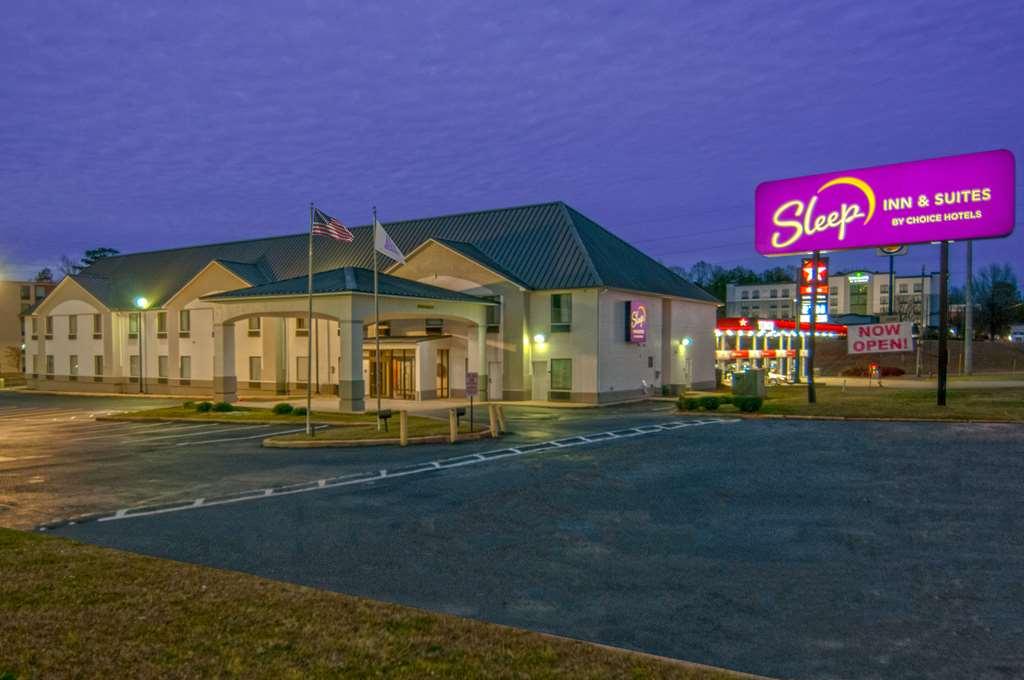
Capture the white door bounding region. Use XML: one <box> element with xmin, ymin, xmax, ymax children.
<box><xmin>488</xmin><ymin>361</ymin><xmax>502</xmax><ymax>400</ymax></box>
<box><xmin>531</xmin><ymin>361</ymin><xmax>548</xmax><ymax>401</ymax></box>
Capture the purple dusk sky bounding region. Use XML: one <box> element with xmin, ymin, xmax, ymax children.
<box><xmin>2</xmin><ymin>1</ymin><xmax>1022</xmax><ymax>286</ymax></box>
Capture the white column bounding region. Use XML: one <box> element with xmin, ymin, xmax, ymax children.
<box><xmin>337</xmin><ymin>319</ymin><xmax>364</xmax><ymax>412</ymax></box>
<box><xmin>213</xmin><ymin>321</ymin><xmax>237</xmax><ymax>402</ymax></box>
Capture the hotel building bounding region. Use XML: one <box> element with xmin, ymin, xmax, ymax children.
<box><xmin>23</xmin><ymin>202</ymin><xmax>719</xmax><ymax>410</ymax></box>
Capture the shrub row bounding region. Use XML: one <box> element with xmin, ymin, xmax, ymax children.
<box><xmin>183</xmin><ymin>400</ymin><xmax>233</xmax><ymax>413</ymax></box>
<box><xmin>676</xmin><ymin>394</ymin><xmax>763</xmax><ymax>413</ymax></box>
<box><xmin>840</xmin><ymin>366</ymin><xmax>906</xmax><ymax>377</ymax></box>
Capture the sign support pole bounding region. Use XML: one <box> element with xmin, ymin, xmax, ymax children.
<box><xmin>964</xmin><ymin>241</ymin><xmax>973</xmax><ymax>374</ymax></box>
<box><xmin>887</xmin><ymin>254</ymin><xmax>895</xmax><ymax>315</ymax></box>
<box><xmin>806</xmin><ymin>251</ymin><xmax>819</xmax><ymax>404</ymax></box>
<box><xmin>937</xmin><ymin>241</ymin><xmax>949</xmax><ymax>406</ymax></box>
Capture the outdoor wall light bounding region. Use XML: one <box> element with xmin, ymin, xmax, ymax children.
<box><xmin>533</xmin><ymin>333</ymin><xmax>546</xmax><ymax>344</ymax></box>
<box><xmin>682</xmin><ymin>337</ymin><xmax>692</xmax><ymax>346</ymax></box>
<box><xmin>134</xmin><ymin>296</ymin><xmax>150</xmax><ymax>309</ymax></box>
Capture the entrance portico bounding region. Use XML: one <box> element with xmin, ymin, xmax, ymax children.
<box><xmin>202</xmin><ymin>267</ymin><xmax>494</xmax><ymax>412</ymax></box>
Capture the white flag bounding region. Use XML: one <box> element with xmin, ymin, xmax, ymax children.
<box><xmin>374</xmin><ymin>218</ymin><xmax>405</xmax><ymax>264</ymax></box>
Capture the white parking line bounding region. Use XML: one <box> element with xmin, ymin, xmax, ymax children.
<box><xmin>143</xmin><ymin>424</ymin><xmax>272</xmax><ymax>442</ymax></box>
<box><xmin>87</xmin><ymin>418</ymin><xmax>739</xmax><ymax>523</ymax></box>
<box><xmin>175</xmin><ymin>425</ymin><xmax>327</xmax><ymax>446</ymax></box>
<box><xmin>60</xmin><ymin>421</ymin><xmax>178</xmax><ymax>443</ymax></box>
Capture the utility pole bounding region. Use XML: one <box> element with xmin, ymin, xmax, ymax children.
<box><xmin>915</xmin><ymin>264</ymin><xmax>924</xmax><ymax>378</ymax></box>
<box><xmin>964</xmin><ymin>241</ymin><xmax>973</xmax><ymax>374</ymax></box>
<box><xmin>937</xmin><ymin>242</ymin><xmax>950</xmax><ymax>406</ymax></box>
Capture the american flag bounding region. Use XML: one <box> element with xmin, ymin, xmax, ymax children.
<box><xmin>311</xmin><ymin>208</ymin><xmax>354</xmax><ymax>242</ymax></box>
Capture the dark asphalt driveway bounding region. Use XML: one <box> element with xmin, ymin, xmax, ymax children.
<box><xmin>0</xmin><ymin>392</ymin><xmax>676</xmax><ymax>528</ymax></box>
<box><xmin>57</xmin><ymin>417</ymin><xmax>1024</xmax><ymax>680</ymax></box>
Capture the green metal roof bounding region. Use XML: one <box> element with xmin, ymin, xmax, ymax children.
<box><xmin>203</xmin><ymin>267</ymin><xmax>493</xmax><ymax>304</ymax></box>
<box><xmin>75</xmin><ymin>201</ymin><xmax>718</xmax><ymax>309</ymax></box>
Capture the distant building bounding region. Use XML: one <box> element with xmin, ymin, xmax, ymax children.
<box><xmin>726</xmin><ymin>271</ymin><xmax>940</xmax><ymax>326</ymax></box>
<box><xmin>1010</xmin><ymin>324</ymin><xmax>1024</xmax><ymax>344</ymax></box>
<box><xmin>1</xmin><ymin>280</ymin><xmax>57</xmax><ymax>374</ymax></box>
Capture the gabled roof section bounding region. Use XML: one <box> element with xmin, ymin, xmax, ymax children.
<box><xmin>80</xmin><ymin>201</ymin><xmax>716</xmax><ymax>305</ymax></box>
<box><xmin>26</xmin><ymin>275</ymin><xmax>112</xmax><ymax>316</ymax></box>
<box><xmin>203</xmin><ymin>267</ymin><xmax>494</xmax><ymax>304</ymax></box>
<box><xmin>563</xmin><ymin>205</ymin><xmax>720</xmax><ymax>303</ymax></box>
<box><xmin>215</xmin><ymin>259</ymin><xmax>275</xmax><ymax>285</ymax></box>
<box><xmin>401</xmin><ymin>238</ymin><xmax>531</xmax><ymax>290</ymax></box>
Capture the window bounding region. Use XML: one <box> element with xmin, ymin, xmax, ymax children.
<box><xmin>32</xmin><ymin>355</ymin><xmax>40</xmax><ymax>375</ymax></box>
<box><xmin>770</xmin><ymin>289</ymin><xmax>778</xmax><ymax>298</ymax></box>
<box><xmin>740</xmin><ymin>305</ymin><xmax>749</xmax><ymax>316</ymax></box>
<box><xmin>68</xmin><ymin>315</ymin><xmax>77</xmax><ymax>339</ymax></box>
<box><xmin>129</xmin><ymin>354</ymin><xmax>140</xmax><ymax>380</ymax></box>
<box><xmin>549</xmin><ymin>358</ymin><xmax>572</xmax><ymax>398</ymax></box>
<box><xmin>741</xmin><ymin>290</ymin><xmax>749</xmax><ymax>299</ymax></box>
<box><xmin>295</xmin><ymin>317</ymin><xmax>308</xmax><ymax>337</ymax></box>
<box><xmin>899</xmin><ymin>283</ymin><xmax>909</xmax><ymax>294</ymax></box>
<box><xmin>45</xmin><ymin>316</ymin><xmax>54</xmax><ymax>339</ymax></box>
<box><xmin>128</xmin><ymin>313</ymin><xmax>139</xmax><ymax>339</ymax></box>
<box><xmin>425</xmin><ymin>319</ymin><xmax>444</xmax><ymax>335</ymax></box>
<box><xmin>880</xmin><ymin>284</ymin><xmax>889</xmax><ymax>294</ymax></box>
<box><xmin>781</xmin><ymin>288</ymin><xmax>790</xmax><ymax>298</ymax></box>
<box><xmin>249</xmin><ymin>356</ymin><xmax>262</xmax><ymax>388</ymax></box>
<box><xmin>179</xmin><ymin>310</ymin><xmax>191</xmax><ymax>336</ymax></box>
<box><xmin>69</xmin><ymin>355</ymin><xmax>78</xmax><ymax>381</ymax></box>
<box><xmin>45</xmin><ymin>355</ymin><xmax>54</xmax><ymax>377</ymax></box>
<box><xmin>296</xmin><ymin>356</ymin><xmax>309</xmax><ymax>384</ymax></box>
<box><xmin>31</xmin><ymin>317</ymin><xmax>38</xmax><ymax>339</ymax></box>
<box><xmin>179</xmin><ymin>356</ymin><xmax>191</xmax><ymax>383</ymax></box>
<box><xmin>93</xmin><ymin>313</ymin><xmax>103</xmax><ymax>339</ymax></box>
<box><xmin>35</xmin><ymin>286</ymin><xmax>48</xmax><ymax>299</ymax></box>
<box><xmin>158</xmin><ymin>355</ymin><xmax>168</xmax><ymax>383</ymax></box>
<box><xmin>550</xmin><ymin>293</ymin><xmax>572</xmax><ymax>332</ymax></box>
<box><xmin>829</xmin><ymin>286</ymin><xmax>838</xmax><ymax>295</ymax></box>
<box><xmin>156</xmin><ymin>311</ymin><xmax>167</xmax><ymax>337</ymax></box>
<box><xmin>913</xmin><ymin>283</ymin><xmax>923</xmax><ymax>293</ymax></box>
<box><xmin>94</xmin><ymin>355</ymin><xmax>104</xmax><ymax>381</ymax></box>
<box><xmin>20</xmin><ymin>285</ymin><xmax>30</xmax><ymax>300</ymax></box>
<box><xmin>751</xmin><ymin>290</ymin><xmax>760</xmax><ymax>299</ymax></box>
<box><xmin>248</xmin><ymin>317</ymin><xmax>261</xmax><ymax>337</ymax></box>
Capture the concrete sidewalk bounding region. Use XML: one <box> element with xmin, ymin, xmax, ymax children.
<box><xmin>818</xmin><ymin>375</ymin><xmax>1024</xmax><ymax>389</ymax></box>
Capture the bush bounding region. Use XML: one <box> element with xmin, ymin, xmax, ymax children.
<box><xmin>841</xmin><ymin>365</ymin><xmax>907</xmax><ymax>378</ymax></box>
<box><xmin>733</xmin><ymin>395</ymin><xmax>764</xmax><ymax>413</ymax></box>
<box><xmin>195</xmin><ymin>401</ymin><xmax>213</xmax><ymax>413</ymax></box>
<box><xmin>677</xmin><ymin>396</ymin><xmax>695</xmax><ymax>411</ymax></box>
<box><xmin>718</xmin><ymin>395</ymin><xmax>733</xmax><ymax>405</ymax></box>
<box><xmin>292</xmin><ymin>406</ymin><xmax>307</xmax><ymax>416</ymax></box>
<box><xmin>698</xmin><ymin>396</ymin><xmax>720</xmax><ymax>411</ymax></box>
<box><xmin>272</xmin><ymin>403</ymin><xmax>294</xmax><ymax>415</ymax></box>
<box><xmin>182</xmin><ymin>400</ymin><xmax>195</xmax><ymax>409</ymax></box>
<box><xmin>211</xmin><ymin>401</ymin><xmax>234</xmax><ymax>412</ymax></box>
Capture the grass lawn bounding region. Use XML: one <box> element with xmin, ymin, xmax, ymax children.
<box><xmin>0</xmin><ymin>529</ymin><xmax>744</xmax><ymax>679</ymax></box>
<box><xmin>705</xmin><ymin>385</ymin><xmax>1024</xmax><ymax>421</ymax></box>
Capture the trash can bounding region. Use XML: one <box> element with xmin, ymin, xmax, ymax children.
<box><xmin>731</xmin><ymin>369</ymin><xmax>766</xmax><ymax>398</ymax></box>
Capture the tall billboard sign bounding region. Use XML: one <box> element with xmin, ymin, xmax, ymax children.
<box><xmin>799</xmin><ymin>256</ymin><xmax>828</xmax><ymax>323</ymax></box>
<box><xmin>755</xmin><ymin>149</ymin><xmax>1015</xmax><ymax>255</ymax></box>
<box><xmin>625</xmin><ymin>300</ymin><xmax>648</xmax><ymax>344</ymax></box>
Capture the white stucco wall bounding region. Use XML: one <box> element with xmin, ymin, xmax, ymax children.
<box><xmin>597</xmin><ymin>289</ymin><xmax>663</xmax><ymax>394</ymax></box>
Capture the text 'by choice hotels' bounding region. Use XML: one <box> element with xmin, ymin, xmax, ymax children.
<box><xmin>754</xmin><ymin>149</ymin><xmax>1015</xmax><ymax>255</ymax></box>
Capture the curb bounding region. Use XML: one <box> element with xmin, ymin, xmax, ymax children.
<box><xmin>674</xmin><ymin>411</ymin><xmax>1021</xmax><ymax>425</ymax></box>
<box><xmin>96</xmin><ymin>415</ymin><xmax>365</xmax><ymax>427</ymax></box>
<box><xmin>262</xmin><ymin>429</ymin><xmax>495</xmax><ymax>448</ymax></box>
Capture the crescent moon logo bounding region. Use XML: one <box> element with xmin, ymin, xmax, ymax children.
<box><xmin>817</xmin><ymin>176</ymin><xmax>876</xmax><ymax>224</ymax></box>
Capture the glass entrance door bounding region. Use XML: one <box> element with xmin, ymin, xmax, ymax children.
<box><xmin>365</xmin><ymin>349</ymin><xmax>416</xmax><ymax>399</ymax></box>
<box><xmin>436</xmin><ymin>349</ymin><xmax>450</xmax><ymax>398</ymax></box>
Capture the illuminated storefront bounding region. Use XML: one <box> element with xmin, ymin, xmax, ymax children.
<box><xmin>715</xmin><ymin>317</ymin><xmax>847</xmax><ymax>380</ymax></box>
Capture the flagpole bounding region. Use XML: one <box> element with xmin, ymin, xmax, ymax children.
<box><xmin>306</xmin><ymin>202</ymin><xmax>314</xmax><ymax>437</ymax></box>
<box><xmin>373</xmin><ymin>206</ymin><xmax>382</xmax><ymax>431</ymax></box>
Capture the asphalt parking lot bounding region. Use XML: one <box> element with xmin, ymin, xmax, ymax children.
<box><xmin>34</xmin><ymin>392</ymin><xmax>1021</xmax><ymax>680</ymax></box>
<box><xmin>0</xmin><ymin>392</ymin><xmax>678</xmax><ymax>529</ymax></box>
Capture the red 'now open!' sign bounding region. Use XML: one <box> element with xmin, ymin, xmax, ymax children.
<box><xmin>847</xmin><ymin>322</ymin><xmax>914</xmax><ymax>354</ymax></box>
